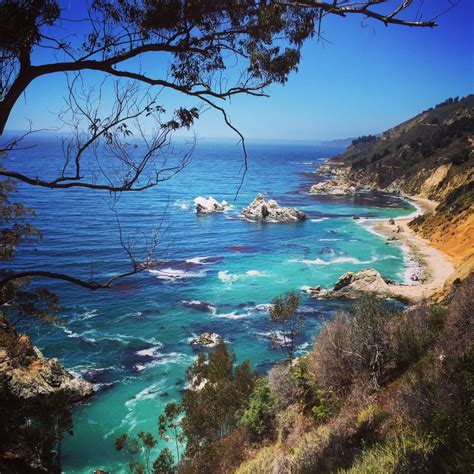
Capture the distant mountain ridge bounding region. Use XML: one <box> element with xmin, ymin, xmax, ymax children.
<box><xmin>318</xmin><ymin>137</ymin><xmax>355</xmax><ymax>148</ymax></box>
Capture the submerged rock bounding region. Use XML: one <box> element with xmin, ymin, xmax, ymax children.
<box><xmin>194</xmin><ymin>196</ymin><xmax>229</xmax><ymax>214</ymax></box>
<box><xmin>241</xmin><ymin>194</ymin><xmax>306</xmax><ymax>223</ymax></box>
<box><xmin>182</xmin><ymin>300</ymin><xmax>216</xmax><ymax>313</ymax></box>
<box><xmin>305</xmin><ymin>268</ymin><xmax>393</xmax><ymax>299</ymax></box>
<box><xmin>190</xmin><ymin>332</ymin><xmax>221</xmax><ymax>347</ymax></box>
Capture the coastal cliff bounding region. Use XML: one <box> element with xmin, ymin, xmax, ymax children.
<box><xmin>0</xmin><ymin>314</ymin><xmax>93</xmax><ymax>472</ymax></box>
<box><xmin>312</xmin><ymin>95</ymin><xmax>473</xmax><ymax>292</ymax></box>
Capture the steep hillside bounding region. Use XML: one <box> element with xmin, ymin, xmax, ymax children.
<box><xmin>328</xmin><ymin>95</ymin><xmax>472</xmax><ymax>197</ymax></box>
<box><xmin>317</xmin><ymin>96</ymin><xmax>474</xmax><ymax>278</ymax></box>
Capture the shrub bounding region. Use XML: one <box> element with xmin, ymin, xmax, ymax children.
<box><xmin>238</xmin><ymin>377</ymin><xmax>277</xmax><ymax>441</ymax></box>
<box><xmin>235</xmin><ymin>445</ymin><xmax>278</xmax><ymax>474</ymax></box>
<box><xmin>269</xmin><ymin>292</ymin><xmax>304</xmax><ymax>362</ymax></box>
<box><xmin>268</xmin><ymin>362</ymin><xmax>299</xmax><ymax>409</ymax></box>
<box><xmin>276</xmin><ymin>403</ymin><xmax>302</xmax><ymax>442</ymax></box>
<box><xmin>213</xmin><ymin>429</ymin><xmax>250</xmax><ymax>473</ymax></box>
<box><xmin>388</xmin><ymin>302</ymin><xmax>444</xmax><ymax>372</ymax></box>
<box><xmin>308</xmin><ymin>313</ymin><xmax>354</xmax><ymax>396</ymax></box>
<box><xmin>349</xmin><ymin>299</ymin><xmax>394</xmax><ymax>389</ymax></box>
<box><xmin>354</xmin><ymin>404</ymin><xmax>386</xmax><ymax>433</ymax></box>
<box><xmin>342</xmin><ymin>431</ymin><xmax>436</xmax><ymax>474</ymax></box>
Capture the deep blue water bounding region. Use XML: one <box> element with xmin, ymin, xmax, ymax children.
<box><xmin>3</xmin><ymin>135</ymin><xmax>413</xmax><ymax>473</ymax></box>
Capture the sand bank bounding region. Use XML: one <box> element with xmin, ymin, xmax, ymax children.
<box><xmin>367</xmin><ymin>197</ymin><xmax>455</xmax><ymax>301</ymax></box>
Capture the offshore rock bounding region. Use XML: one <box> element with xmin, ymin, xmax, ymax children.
<box><xmin>305</xmin><ymin>268</ymin><xmax>393</xmax><ymax>299</ymax></box>
<box><xmin>241</xmin><ymin>194</ymin><xmax>306</xmax><ymax>223</ymax></box>
<box><xmin>190</xmin><ymin>331</ymin><xmax>221</xmax><ymax>347</ymax></box>
<box><xmin>194</xmin><ymin>196</ymin><xmax>229</xmax><ymax>214</ymax></box>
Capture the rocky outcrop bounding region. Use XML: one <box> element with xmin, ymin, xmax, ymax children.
<box><xmin>190</xmin><ymin>331</ymin><xmax>221</xmax><ymax>347</ymax></box>
<box><xmin>194</xmin><ymin>196</ymin><xmax>229</xmax><ymax>214</ymax></box>
<box><xmin>0</xmin><ymin>314</ymin><xmax>93</xmax><ymax>472</ymax></box>
<box><xmin>241</xmin><ymin>194</ymin><xmax>306</xmax><ymax>223</ymax></box>
<box><xmin>305</xmin><ymin>268</ymin><xmax>393</xmax><ymax>299</ymax></box>
<box><xmin>0</xmin><ymin>320</ymin><xmax>93</xmax><ymax>403</ymax></box>
<box><xmin>309</xmin><ymin>178</ymin><xmax>357</xmax><ymax>196</ymax></box>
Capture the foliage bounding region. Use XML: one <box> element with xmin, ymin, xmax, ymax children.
<box><xmin>349</xmin><ymin>299</ymin><xmax>395</xmax><ymax>389</ymax></box>
<box><xmin>179</xmin><ymin>340</ymin><xmax>257</xmax><ymax>471</ymax></box>
<box><xmin>152</xmin><ymin>447</ymin><xmax>174</xmax><ymax>474</ymax></box>
<box><xmin>351</xmin><ymin>135</ymin><xmax>378</xmax><ymax>146</ymax></box>
<box><xmin>234</xmin><ymin>277</ymin><xmax>473</xmax><ymax>472</ymax></box>
<box><xmin>115</xmin><ymin>431</ymin><xmax>160</xmax><ymax>474</ymax></box>
<box><xmin>238</xmin><ymin>377</ymin><xmax>277</xmax><ymax>441</ymax></box>
<box><xmin>0</xmin><ymin>173</ymin><xmax>40</xmax><ymax>262</ymax></box>
<box><xmin>268</xmin><ymin>362</ymin><xmax>299</xmax><ymax>409</ymax></box>
<box><xmin>158</xmin><ymin>402</ymin><xmax>183</xmax><ymax>462</ymax></box>
<box><xmin>269</xmin><ymin>291</ymin><xmax>304</xmax><ymax>362</ymax></box>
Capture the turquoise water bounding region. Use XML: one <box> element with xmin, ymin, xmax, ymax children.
<box><xmin>6</xmin><ymin>137</ymin><xmax>414</xmax><ymax>472</ymax></box>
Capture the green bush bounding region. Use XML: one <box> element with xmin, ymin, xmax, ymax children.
<box><xmin>238</xmin><ymin>377</ymin><xmax>277</xmax><ymax>441</ymax></box>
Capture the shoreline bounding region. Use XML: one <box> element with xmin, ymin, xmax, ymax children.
<box><xmin>363</xmin><ymin>196</ymin><xmax>455</xmax><ymax>301</ymax></box>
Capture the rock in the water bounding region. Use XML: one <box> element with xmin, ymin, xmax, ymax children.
<box><xmin>194</xmin><ymin>196</ymin><xmax>229</xmax><ymax>214</ymax></box>
<box><xmin>305</xmin><ymin>268</ymin><xmax>393</xmax><ymax>299</ymax></box>
<box><xmin>309</xmin><ymin>178</ymin><xmax>357</xmax><ymax>196</ymax></box>
<box><xmin>241</xmin><ymin>194</ymin><xmax>306</xmax><ymax>223</ymax></box>
<box><xmin>182</xmin><ymin>300</ymin><xmax>216</xmax><ymax>313</ymax></box>
<box><xmin>190</xmin><ymin>331</ymin><xmax>221</xmax><ymax>347</ymax></box>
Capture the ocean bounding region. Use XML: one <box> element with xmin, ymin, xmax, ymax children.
<box><xmin>5</xmin><ymin>135</ymin><xmax>414</xmax><ymax>473</ymax></box>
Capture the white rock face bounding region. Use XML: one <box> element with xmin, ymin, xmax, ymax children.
<box><xmin>190</xmin><ymin>331</ymin><xmax>221</xmax><ymax>347</ymax></box>
<box><xmin>241</xmin><ymin>194</ymin><xmax>306</xmax><ymax>223</ymax></box>
<box><xmin>309</xmin><ymin>179</ymin><xmax>357</xmax><ymax>196</ymax></box>
<box><xmin>305</xmin><ymin>268</ymin><xmax>393</xmax><ymax>299</ymax></box>
<box><xmin>194</xmin><ymin>196</ymin><xmax>229</xmax><ymax>214</ymax></box>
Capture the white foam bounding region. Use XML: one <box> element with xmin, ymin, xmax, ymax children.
<box><xmin>214</xmin><ymin>310</ymin><xmax>251</xmax><ymax>320</ymax></box>
<box><xmin>134</xmin><ymin>352</ymin><xmax>193</xmax><ymax>372</ymax></box>
<box><xmin>174</xmin><ymin>200</ymin><xmax>190</xmax><ymax>210</ymax></box>
<box><xmin>135</xmin><ymin>345</ymin><xmax>164</xmax><ymax>357</ymax></box>
<box><xmin>63</xmin><ymin>328</ymin><xmax>79</xmax><ymax>338</ymax></box>
<box><xmin>256</xmin><ymin>330</ymin><xmax>288</xmax><ymax>346</ymax></box>
<box><xmin>245</xmin><ymin>270</ymin><xmax>267</xmax><ymax>277</ymax></box>
<box><xmin>125</xmin><ymin>381</ymin><xmax>167</xmax><ymax>408</ymax></box>
<box><xmin>185</xmin><ymin>256</ymin><xmax>211</xmax><ymax>265</ymax></box>
<box><xmin>78</xmin><ymin>309</ymin><xmax>98</xmax><ymax>320</ymax></box>
<box><xmin>311</xmin><ymin>218</ymin><xmax>328</xmax><ymax>222</ymax></box>
<box><xmin>290</xmin><ymin>255</ymin><xmax>399</xmax><ymax>266</ymax></box>
<box><xmin>319</xmin><ymin>238</ymin><xmax>341</xmax><ymax>242</ymax></box>
<box><xmin>218</xmin><ymin>270</ymin><xmax>240</xmax><ymax>283</ymax></box>
<box><xmin>218</xmin><ymin>269</ymin><xmax>268</xmax><ymax>283</ymax></box>
<box><xmin>62</xmin><ymin>327</ymin><xmax>97</xmax><ymax>343</ymax></box>
<box><xmin>148</xmin><ymin>267</ymin><xmax>205</xmax><ymax>281</ymax></box>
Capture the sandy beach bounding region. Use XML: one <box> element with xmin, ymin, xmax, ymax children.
<box><xmin>366</xmin><ymin>197</ymin><xmax>456</xmax><ymax>301</ymax></box>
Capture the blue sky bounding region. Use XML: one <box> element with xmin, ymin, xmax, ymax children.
<box><xmin>7</xmin><ymin>0</ymin><xmax>474</xmax><ymax>141</ymax></box>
